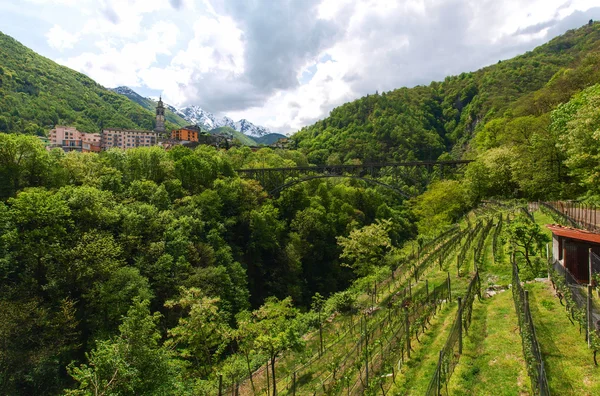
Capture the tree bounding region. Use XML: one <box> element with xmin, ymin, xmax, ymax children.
<box><xmin>0</xmin><ymin>134</ymin><xmax>51</xmax><ymax>198</ymax></box>
<box><xmin>504</xmin><ymin>214</ymin><xmax>550</xmax><ymax>274</ymax></box>
<box><xmin>552</xmin><ymin>84</ymin><xmax>600</xmax><ymax>197</ymax></box>
<box><xmin>413</xmin><ymin>180</ymin><xmax>469</xmax><ymax>236</ymax></box>
<box><xmin>248</xmin><ymin>297</ymin><xmax>303</xmax><ymax>396</ymax></box>
<box><xmin>337</xmin><ymin>219</ymin><xmax>393</xmax><ymax>277</ymax></box>
<box><xmin>165</xmin><ymin>287</ymin><xmax>231</xmax><ymax>376</ymax></box>
<box><xmin>67</xmin><ymin>297</ymin><xmax>180</xmax><ymax>396</ymax></box>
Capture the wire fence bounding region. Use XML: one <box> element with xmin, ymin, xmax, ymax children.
<box><xmin>344</xmin><ymin>278</ymin><xmax>452</xmax><ymax>395</ymax></box>
<box><xmin>542</xmin><ymin>201</ymin><xmax>600</xmax><ymax>232</ymax></box>
<box><xmin>512</xmin><ymin>259</ymin><xmax>550</xmax><ymax>396</ymax></box>
<box><xmin>425</xmin><ymin>270</ymin><xmax>481</xmax><ymax>396</ymax></box>
<box><xmin>550</xmin><ymin>256</ymin><xmax>600</xmax><ymax>364</ymax></box>
<box><xmin>492</xmin><ymin>213</ymin><xmax>503</xmax><ymax>261</ymax></box>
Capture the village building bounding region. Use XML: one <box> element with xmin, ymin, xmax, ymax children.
<box><xmin>101</xmin><ymin>128</ymin><xmax>158</xmax><ymax>150</ymax></box>
<box><xmin>49</xmin><ymin>126</ymin><xmax>101</xmax><ymax>152</ymax></box>
<box><xmin>155</xmin><ymin>96</ymin><xmax>166</xmax><ymax>134</ymax></box>
<box><xmin>172</xmin><ymin>125</ymin><xmax>200</xmax><ymax>142</ymax></box>
<box><xmin>548</xmin><ymin>224</ymin><xmax>600</xmax><ymax>283</ymax></box>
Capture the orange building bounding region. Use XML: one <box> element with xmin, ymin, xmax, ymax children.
<box><xmin>172</xmin><ymin>125</ymin><xmax>200</xmax><ymax>142</ymax></box>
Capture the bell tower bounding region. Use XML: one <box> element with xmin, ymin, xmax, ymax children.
<box><xmin>155</xmin><ymin>96</ymin><xmax>165</xmax><ymax>133</ymax></box>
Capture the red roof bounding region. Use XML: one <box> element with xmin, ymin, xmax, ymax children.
<box><xmin>546</xmin><ymin>224</ymin><xmax>600</xmax><ymax>244</ymax></box>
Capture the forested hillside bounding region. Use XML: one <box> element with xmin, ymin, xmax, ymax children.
<box><xmin>0</xmin><ymin>136</ymin><xmax>416</xmax><ymax>394</ymax></box>
<box><xmin>0</xmin><ymin>32</ymin><xmax>180</xmax><ymax>135</ymax></box>
<box><xmin>2</xmin><ymin>20</ymin><xmax>600</xmax><ymax>396</ymax></box>
<box><xmin>293</xmin><ymin>22</ymin><xmax>600</xmax><ymax>183</ymax></box>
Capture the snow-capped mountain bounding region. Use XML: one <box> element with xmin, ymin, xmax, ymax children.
<box><xmin>177</xmin><ymin>105</ymin><xmax>270</xmax><ymax>138</ymax></box>
<box><xmin>110</xmin><ymin>86</ymin><xmax>273</xmax><ymax>138</ymax></box>
<box><xmin>235</xmin><ymin>119</ymin><xmax>270</xmax><ymax>138</ymax></box>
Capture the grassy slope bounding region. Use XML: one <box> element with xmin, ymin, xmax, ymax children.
<box><xmin>386</xmin><ymin>211</ymin><xmax>501</xmax><ymax>395</ymax></box>
<box><xmin>447</xmin><ymin>290</ymin><xmax>529</xmax><ymax>395</ymax></box>
<box><xmin>255</xmin><ymin>133</ymin><xmax>287</xmax><ymax>145</ymax></box>
<box><xmin>239</xmin><ymin>206</ymin><xmax>600</xmax><ymax>396</ymax></box>
<box><xmin>526</xmin><ymin>281</ymin><xmax>600</xmax><ymax>395</ymax></box>
<box><xmin>448</xmin><ymin>229</ymin><xmax>530</xmax><ymax>395</ymax></box>
<box><xmin>391</xmin><ymin>303</ymin><xmax>459</xmax><ymax>395</ymax></box>
<box><xmin>525</xmin><ymin>210</ymin><xmax>600</xmax><ymax>395</ymax></box>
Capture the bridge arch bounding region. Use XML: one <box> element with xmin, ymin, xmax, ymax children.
<box><xmin>268</xmin><ymin>175</ymin><xmax>411</xmax><ymax>198</ymax></box>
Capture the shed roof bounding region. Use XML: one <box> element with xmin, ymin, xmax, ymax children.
<box><xmin>546</xmin><ymin>224</ymin><xmax>600</xmax><ymax>244</ymax></box>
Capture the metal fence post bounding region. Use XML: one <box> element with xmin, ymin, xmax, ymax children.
<box><xmin>524</xmin><ymin>291</ymin><xmax>531</xmax><ymax>331</ymax></box>
<box><xmin>589</xmin><ymin>248</ymin><xmax>593</xmax><ymax>287</ymax></box>
<box><xmin>447</xmin><ymin>272</ymin><xmax>451</xmax><ymax>302</ymax></box>
<box><xmin>218</xmin><ymin>374</ymin><xmax>223</xmax><ymax>396</ymax></box>
<box><xmin>588</xmin><ymin>285</ymin><xmax>593</xmax><ymax>349</ymax></box>
<box><xmin>458</xmin><ymin>297</ymin><xmax>463</xmax><ymax>355</ymax></box>
<box><xmin>438</xmin><ymin>350</ymin><xmax>443</xmax><ymax>395</ymax></box>
<box><xmin>546</xmin><ymin>243</ymin><xmax>550</xmax><ymax>280</ymax></box>
<box><xmin>365</xmin><ymin>322</ymin><xmax>369</xmax><ymax>388</ymax></box>
<box><xmin>405</xmin><ymin>307</ymin><xmax>410</xmax><ymax>359</ymax></box>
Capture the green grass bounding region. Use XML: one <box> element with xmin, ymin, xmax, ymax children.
<box><xmin>387</xmin><ymin>302</ymin><xmax>459</xmax><ymax>395</ymax></box>
<box><xmin>446</xmin><ymin>220</ymin><xmax>530</xmax><ymax>396</ymax></box>
<box><xmin>526</xmin><ymin>281</ymin><xmax>600</xmax><ymax>395</ymax></box>
<box><xmin>447</xmin><ymin>290</ymin><xmax>530</xmax><ymax>395</ymax></box>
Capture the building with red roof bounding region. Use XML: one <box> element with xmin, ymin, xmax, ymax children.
<box><xmin>547</xmin><ymin>224</ymin><xmax>600</xmax><ymax>283</ymax></box>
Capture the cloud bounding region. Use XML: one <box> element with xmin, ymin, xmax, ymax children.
<box><xmin>8</xmin><ymin>0</ymin><xmax>600</xmax><ymax>134</ymax></box>
<box><xmin>169</xmin><ymin>0</ymin><xmax>184</xmax><ymax>9</ymax></box>
<box><xmin>226</xmin><ymin>0</ymin><xmax>600</xmax><ymax>133</ymax></box>
<box><xmin>174</xmin><ymin>0</ymin><xmax>350</xmax><ymax>113</ymax></box>
<box><xmin>58</xmin><ymin>21</ymin><xmax>180</xmax><ymax>88</ymax></box>
<box><xmin>46</xmin><ymin>24</ymin><xmax>79</xmax><ymax>51</ymax></box>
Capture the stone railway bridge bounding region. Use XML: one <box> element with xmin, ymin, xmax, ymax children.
<box><xmin>235</xmin><ymin>160</ymin><xmax>472</xmax><ymax>197</ymax></box>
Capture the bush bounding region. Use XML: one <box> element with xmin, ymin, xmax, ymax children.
<box><xmin>326</xmin><ymin>290</ymin><xmax>357</xmax><ymax>314</ymax></box>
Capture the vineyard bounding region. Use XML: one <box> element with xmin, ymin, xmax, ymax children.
<box><xmin>217</xmin><ymin>203</ymin><xmax>600</xmax><ymax>396</ymax></box>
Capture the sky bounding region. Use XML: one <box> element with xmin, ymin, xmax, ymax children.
<box><xmin>1</xmin><ymin>0</ymin><xmax>600</xmax><ymax>134</ymax></box>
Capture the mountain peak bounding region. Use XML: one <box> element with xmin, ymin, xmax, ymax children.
<box><xmin>109</xmin><ymin>86</ymin><xmax>272</xmax><ymax>138</ymax></box>
<box><xmin>177</xmin><ymin>106</ymin><xmax>271</xmax><ymax>138</ymax></box>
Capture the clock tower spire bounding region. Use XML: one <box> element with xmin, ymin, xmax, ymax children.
<box><xmin>155</xmin><ymin>96</ymin><xmax>165</xmax><ymax>134</ymax></box>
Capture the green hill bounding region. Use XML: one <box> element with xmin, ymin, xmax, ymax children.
<box><xmin>292</xmin><ymin>22</ymin><xmax>600</xmax><ymax>167</ymax></box>
<box><xmin>0</xmin><ymin>32</ymin><xmax>179</xmax><ymax>135</ymax></box>
<box><xmin>209</xmin><ymin>126</ymin><xmax>257</xmax><ymax>146</ymax></box>
<box><xmin>255</xmin><ymin>132</ymin><xmax>287</xmax><ymax>145</ymax></box>
<box><xmin>110</xmin><ymin>86</ymin><xmax>188</xmax><ymax>128</ymax></box>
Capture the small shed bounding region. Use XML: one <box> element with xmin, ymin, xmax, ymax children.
<box><xmin>547</xmin><ymin>224</ymin><xmax>600</xmax><ymax>283</ymax></box>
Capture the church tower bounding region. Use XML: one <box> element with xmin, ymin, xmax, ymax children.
<box><xmin>155</xmin><ymin>96</ymin><xmax>165</xmax><ymax>134</ymax></box>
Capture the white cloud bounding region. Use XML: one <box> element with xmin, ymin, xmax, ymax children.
<box><xmin>58</xmin><ymin>21</ymin><xmax>180</xmax><ymax>88</ymax></box>
<box><xmin>46</xmin><ymin>24</ymin><xmax>79</xmax><ymax>51</ymax></box>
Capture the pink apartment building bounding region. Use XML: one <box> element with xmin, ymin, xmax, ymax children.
<box><xmin>49</xmin><ymin>126</ymin><xmax>102</xmax><ymax>152</ymax></box>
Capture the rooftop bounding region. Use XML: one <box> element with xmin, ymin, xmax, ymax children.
<box><xmin>546</xmin><ymin>224</ymin><xmax>600</xmax><ymax>244</ymax></box>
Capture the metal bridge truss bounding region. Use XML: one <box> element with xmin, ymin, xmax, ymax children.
<box><xmin>235</xmin><ymin>160</ymin><xmax>472</xmax><ymax>197</ymax></box>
